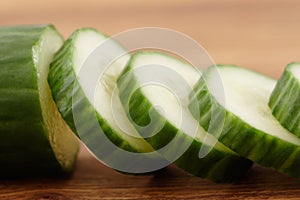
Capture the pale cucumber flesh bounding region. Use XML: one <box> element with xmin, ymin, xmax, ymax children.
<box><xmin>190</xmin><ymin>65</ymin><xmax>300</xmax><ymax>177</ymax></box>
<box><xmin>73</xmin><ymin>31</ymin><xmax>154</xmax><ymax>152</ymax></box>
<box><xmin>117</xmin><ymin>52</ymin><xmax>253</xmax><ymax>182</ymax></box>
<box><xmin>209</xmin><ymin>66</ymin><xmax>300</xmax><ymax>146</ymax></box>
<box><xmin>48</xmin><ymin>29</ymin><xmax>164</xmax><ymax>174</ymax></box>
<box><xmin>289</xmin><ymin>63</ymin><xmax>300</xmax><ymax>80</ymax></box>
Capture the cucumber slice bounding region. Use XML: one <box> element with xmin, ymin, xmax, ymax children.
<box><xmin>0</xmin><ymin>25</ymin><xmax>79</xmax><ymax>177</ymax></box>
<box><xmin>48</xmin><ymin>28</ymin><xmax>165</xmax><ymax>174</ymax></box>
<box><xmin>117</xmin><ymin>52</ymin><xmax>253</xmax><ymax>182</ymax></box>
<box><xmin>190</xmin><ymin>65</ymin><xmax>300</xmax><ymax>177</ymax></box>
<box><xmin>269</xmin><ymin>62</ymin><xmax>300</xmax><ymax>138</ymax></box>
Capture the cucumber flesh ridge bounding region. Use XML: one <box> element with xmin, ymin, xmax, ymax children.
<box><xmin>190</xmin><ymin>65</ymin><xmax>300</xmax><ymax>177</ymax></box>
<box><xmin>0</xmin><ymin>25</ymin><xmax>79</xmax><ymax>176</ymax></box>
<box><xmin>269</xmin><ymin>62</ymin><xmax>300</xmax><ymax>137</ymax></box>
<box><xmin>118</xmin><ymin>52</ymin><xmax>253</xmax><ymax>182</ymax></box>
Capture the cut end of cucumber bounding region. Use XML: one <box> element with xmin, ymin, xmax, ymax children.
<box><xmin>193</xmin><ymin>64</ymin><xmax>300</xmax><ymax>178</ymax></box>
<box><xmin>48</xmin><ymin>26</ymin><xmax>161</xmax><ymax>174</ymax></box>
<box><xmin>72</xmin><ymin>28</ymin><xmax>108</xmax><ymax>74</ymax></box>
<box><xmin>129</xmin><ymin>52</ymin><xmax>202</xmax><ymax>136</ymax></box>
<box><xmin>207</xmin><ymin>65</ymin><xmax>300</xmax><ymax>146</ymax></box>
<box><xmin>72</xmin><ymin>29</ymin><xmax>154</xmax><ymax>153</ymax></box>
<box><xmin>288</xmin><ymin>62</ymin><xmax>300</xmax><ymax>81</ymax></box>
<box><xmin>36</xmin><ymin>26</ymin><xmax>79</xmax><ymax>172</ymax></box>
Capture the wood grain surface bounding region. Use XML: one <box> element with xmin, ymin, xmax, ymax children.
<box><xmin>2</xmin><ymin>146</ymin><xmax>300</xmax><ymax>200</ymax></box>
<box><xmin>1</xmin><ymin>0</ymin><xmax>300</xmax><ymax>199</ymax></box>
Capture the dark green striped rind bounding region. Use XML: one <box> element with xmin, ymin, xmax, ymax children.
<box><xmin>0</xmin><ymin>25</ymin><xmax>77</xmax><ymax>177</ymax></box>
<box><xmin>0</xmin><ymin>25</ymin><xmax>45</xmax><ymax>122</ymax></box>
<box><xmin>48</xmin><ymin>28</ymin><xmax>149</xmax><ymax>154</ymax></box>
<box><xmin>117</xmin><ymin>57</ymin><xmax>253</xmax><ymax>183</ymax></box>
<box><xmin>0</xmin><ymin>120</ymin><xmax>66</xmax><ymax>177</ymax></box>
<box><xmin>175</xmin><ymin>139</ymin><xmax>253</xmax><ymax>182</ymax></box>
<box><xmin>190</xmin><ymin>65</ymin><xmax>300</xmax><ymax>178</ymax></box>
<box><xmin>269</xmin><ymin>62</ymin><xmax>300</xmax><ymax>138</ymax></box>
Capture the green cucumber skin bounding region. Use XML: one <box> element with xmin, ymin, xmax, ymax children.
<box><xmin>269</xmin><ymin>63</ymin><xmax>300</xmax><ymax>138</ymax></box>
<box><xmin>0</xmin><ymin>121</ymin><xmax>64</xmax><ymax>177</ymax></box>
<box><xmin>117</xmin><ymin>62</ymin><xmax>253</xmax><ymax>183</ymax></box>
<box><xmin>48</xmin><ymin>39</ymin><xmax>77</xmax><ymax>132</ymax></box>
<box><xmin>0</xmin><ymin>25</ymin><xmax>69</xmax><ymax>177</ymax></box>
<box><xmin>0</xmin><ymin>25</ymin><xmax>45</xmax><ymax>121</ymax></box>
<box><xmin>48</xmin><ymin>29</ymin><xmax>143</xmax><ymax>153</ymax></box>
<box><xmin>190</xmin><ymin>66</ymin><xmax>300</xmax><ymax>178</ymax></box>
<box><xmin>175</xmin><ymin>139</ymin><xmax>253</xmax><ymax>182</ymax></box>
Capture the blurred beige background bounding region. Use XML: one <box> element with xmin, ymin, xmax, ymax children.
<box><xmin>1</xmin><ymin>0</ymin><xmax>300</xmax><ymax>78</ymax></box>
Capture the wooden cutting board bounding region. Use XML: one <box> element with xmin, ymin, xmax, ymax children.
<box><xmin>1</xmin><ymin>0</ymin><xmax>300</xmax><ymax>199</ymax></box>
<box><xmin>1</xmin><ymin>145</ymin><xmax>300</xmax><ymax>200</ymax></box>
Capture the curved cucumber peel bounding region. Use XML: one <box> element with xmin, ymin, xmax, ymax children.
<box><xmin>48</xmin><ymin>28</ymin><xmax>164</xmax><ymax>174</ymax></box>
<box><xmin>190</xmin><ymin>65</ymin><xmax>300</xmax><ymax>178</ymax></box>
<box><xmin>269</xmin><ymin>62</ymin><xmax>300</xmax><ymax>138</ymax></box>
<box><xmin>117</xmin><ymin>52</ymin><xmax>253</xmax><ymax>182</ymax></box>
<box><xmin>0</xmin><ymin>25</ymin><xmax>79</xmax><ymax>177</ymax></box>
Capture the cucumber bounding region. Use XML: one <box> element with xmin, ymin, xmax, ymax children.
<box><xmin>189</xmin><ymin>65</ymin><xmax>300</xmax><ymax>177</ymax></box>
<box><xmin>48</xmin><ymin>28</ymin><xmax>166</xmax><ymax>174</ymax></box>
<box><xmin>0</xmin><ymin>24</ymin><xmax>79</xmax><ymax>177</ymax></box>
<box><xmin>269</xmin><ymin>62</ymin><xmax>300</xmax><ymax>138</ymax></box>
<box><xmin>117</xmin><ymin>52</ymin><xmax>253</xmax><ymax>182</ymax></box>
